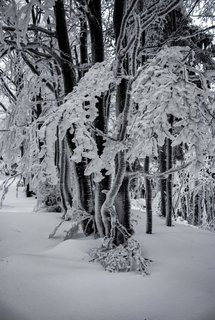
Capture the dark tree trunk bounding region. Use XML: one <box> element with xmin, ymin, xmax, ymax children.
<box><xmin>193</xmin><ymin>184</ymin><xmax>201</xmax><ymax>226</ymax></box>
<box><xmin>77</xmin><ymin>9</ymin><xmax>95</xmax><ymax>235</ymax></box>
<box><xmin>113</xmin><ymin>0</ymin><xmax>133</xmax><ymax>243</ymax></box>
<box><xmin>86</xmin><ymin>0</ymin><xmax>111</xmax><ymax>236</ymax></box>
<box><xmin>54</xmin><ymin>0</ymin><xmax>95</xmax><ymax>234</ymax></box>
<box><xmin>54</xmin><ymin>0</ymin><xmax>76</xmax><ymax>214</ymax></box>
<box><xmin>159</xmin><ymin>142</ymin><xmax>167</xmax><ymax>217</ymax></box>
<box><xmin>163</xmin><ymin>10</ymin><xmax>180</xmax><ymax>227</ymax></box>
<box><xmin>80</xmin><ymin>18</ymin><xmax>88</xmax><ymax>65</ymax></box>
<box><xmin>144</xmin><ymin>156</ymin><xmax>152</xmax><ymax>234</ymax></box>
<box><xmin>166</xmin><ymin>116</ymin><xmax>173</xmax><ymax>226</ymax></box>
<box><xmin>54</xmin><ymin>0</ymin><xmax>76</xmax><ymax>95</ymax></box>
<box><xmin>113</xmin><ymin>0</ymin><xmax>126</xmax><ymax>41</ymax></box>
<box><xmin>87</xmin><ymin>0</ymin><xmax>104</xmax><ymax>63</ymax></box>
<box><xmin>79</xmin><ymin>16</ymin><xmax>88</xmax><ymax>78</ymax></box>
<box><xmin>114</xmin><ymin>176</ymin><xmax>132</xmax><ymax>244</ymax></box>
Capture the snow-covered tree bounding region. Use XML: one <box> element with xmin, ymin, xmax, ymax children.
<box><xmin>0</xmin><ymin>0</ymin><xmax>215</xmax><ymax>273</ymax></box>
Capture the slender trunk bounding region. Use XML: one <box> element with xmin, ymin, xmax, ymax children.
<box><xmin>159</xmin><ymin>142</ymin><xmax>167</xmax><ymax>217</ymax></box>
<box><xmin>166</xmin><ymin>134</ymin><xmax>173</xmax><ymax>227</ymax></box>
<box><xmin>80</xmin><ymin>16</ymin><xmax>88</xmax><ymax>77</ymax></box>
<box><xmin>144</xmin><ymin>156</ymin><xmax>152</xmax><ymax>234</ymax></box>
<box><xmin>59</xmin><ymin>139</ymin><xmax>68</xmax><ymax>214</ymax></box>
<box><xmin>181</xmin><ymin>195</ymin><xmax>187</xmax><ymax>220</ymax></box>
<box><xmin>193</xmin><ymin>182</ymin><xmax>200</xmax><ymax>226</ymax></box>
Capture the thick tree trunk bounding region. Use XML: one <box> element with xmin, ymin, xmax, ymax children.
<box><xmin>87</xmin><ymin>0</ymin><xmax>104</xmax><ymax>64</ymax></box>
<box><xmin>54</xmin><ymin>0</ymin><xmax>94</xmax><ymax>234</ymax></box>
<box><xmin>86</xmin><ymin>0</ymin><xmax>111</xmax><ymax>237</ymax></box>
<box><xmin>101</xmin><ymin>74</ymin><xmax>132</xmax><ymax>244</ymax></box>
<box><xmin>54</xmin><ymin>0</ymin><xmax>76</xmax><ymax>95</ymax></box>
<box><xmin>112</xmin><ymin>0</ymin><xmax>133</xmax><ymax>244</ymax></box>
<box><xmin>114</xmin><ymin>175</ymin><xmax>133</xmax><ymax>243</ymax></box>
<box><xmin>114</xmin><ymin>80</ymin><xmax>133</xmax><ymax>242</ymax></box>
<box><xmin>54</xmin><ymin>0</ymin><xmax>75</xmax><ymax>215</ymax></box>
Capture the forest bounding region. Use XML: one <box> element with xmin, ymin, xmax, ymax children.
<box><xmin>0</xmin><ymin>0</ymin><xmax>215</xmax><ymax>319</ymax></box>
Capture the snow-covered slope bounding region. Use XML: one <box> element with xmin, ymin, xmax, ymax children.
<box><xmin>0</xmin><ymin>184</ymin><xmax>215</xmax><ymax>320</ymax></box>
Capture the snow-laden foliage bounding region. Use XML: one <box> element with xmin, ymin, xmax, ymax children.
<box><xmin>173</xmin><ymin>156</ymin><xmax>215</xmax><ymax>229</ymax></box>
<box><xmin>0</xmin><ymin>1</ymin><xmax>36</xmax><ymax>46</ymax></box>
<box><xmin>90</xmin><ymin>238</ymin><xmax>150</xmax><ymax>274</ymax></box>
<box><xmin>41</xmin><ymin>60</ymin><xmax>120</xmax><ymax>182</ymax></box>
<box><xmin>42</xmin><ymin>46</ymin><xmax>215</xmax><ymax>185</ymax></box>
<box><xmin>129</xmin><ymin>46</ymin><xmax>215</xmax><ymax>167</ymax></box>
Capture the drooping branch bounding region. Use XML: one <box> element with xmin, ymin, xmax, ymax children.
<box><xmin>2</xmin><ymin>25</ymin><xmax>56</xmax><ymax>37</ymax></box>
<box><xmin>21</xmin><ymin>53</ymin><xmax>55</xmax><ymax>93</ymax></box>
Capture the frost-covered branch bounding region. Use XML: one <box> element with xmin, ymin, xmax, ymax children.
<box><xmin>0</xmin><ymin>74</ymin><xmax>16</xmax><ymax>103</ymax></box>
<box><xmin>128</xmin><ymin>160</ymin><xmax>193</xmax><ymax>180</ymax></box>
<box><xmin>158</xmin><ymin>0</ymin><xmax>183</xmax><ymax>17</ymax></box>
<box><xmin>21</xmin><ymin>53</ymin><xmax>55</xmax><ymax>93</ymax></box>
<box><xmin>116</xmin><ymin>0</ymin><xmax>139</xmax><ymax>53</ymax></box>
<box><xmin>2</xmin><ymin>25</ymin><xmax>56</xmax><ymax>37</ymax></box>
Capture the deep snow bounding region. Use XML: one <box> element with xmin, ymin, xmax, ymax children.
<box><xmin>0</xmin><ymin>183</ymin><xmax>215</xmax><ymax>320</ymax></box>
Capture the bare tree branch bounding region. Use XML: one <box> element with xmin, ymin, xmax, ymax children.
<box><xmin>0</xmin><ymin>73</ymin><xmax>16</xmax><ymax>103</ymax></box>
<box><xmin>0</xmin><ymin>102</ymin><xmax>8</xmax><ymax>112</ymax></box>
<box><xmin>2</xmin><ymin>25</ymin><xmax>56</xmax><ymax>37</ymax></box>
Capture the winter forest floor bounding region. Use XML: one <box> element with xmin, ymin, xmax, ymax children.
<box><xmin>0</xmin><ymin>183</ymin><xmax>215</xmax><ymax>320</ymax></box>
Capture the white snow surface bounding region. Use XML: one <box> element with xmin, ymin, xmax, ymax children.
<box><xmin>0</xmin><ymin>183</ymin><xmax>215</xmax><ymax>320</ymax></box>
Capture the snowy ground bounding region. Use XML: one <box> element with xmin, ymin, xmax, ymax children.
<box><xmin>0</xmin><ymin>183</ymin><xmax>215</xmax><ymax>320</ymax></box>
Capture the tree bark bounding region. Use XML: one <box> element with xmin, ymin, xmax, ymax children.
<box><xmin>54</xmin><ymin>0</ymin><xmax>76</xmax><ymax>95</ymax></box>
<box><xmin>86</xmin><ymin>0</ymin><xmax>111</xmax><ymax>237</ymax></box>
<box><xmin>87</xmin><ymin>0</ymin><xmax>104</xmax><ymax>63</ymax></box>
<box><xmin>166</xmin><ymin>125</ymin><xmax>173</xmax><ymax>227</ymax></box>
<box><xmin>54</xmin><ymin>0</ymin><xmax>95</xmax><ymax>234</ymax></box>
<box><xmin>113</xmin><ymin>0</ymin><xmax>133</xmax><ymax>244</ymax></box>
<box><xmin>144</xmin><ymin>156</ymin><xmax>152</xmax><ymax>234</ymax></box>
<box><xmin>159</xmin><ymin>142</ymin><xmax>167</xmax><ymax>217</ymax></box>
